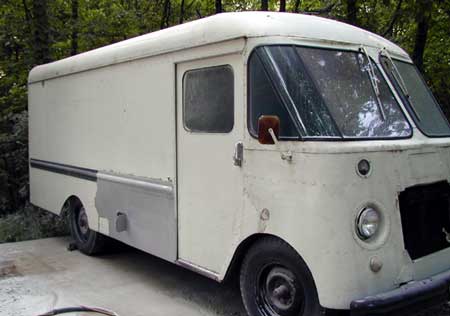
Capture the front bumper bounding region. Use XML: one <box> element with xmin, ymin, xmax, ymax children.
<box><xmin>350</xmin><ymin>269</ymin><xmax>450</xmax><ymax>316</ymax></box>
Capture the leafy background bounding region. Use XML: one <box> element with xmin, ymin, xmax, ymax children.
<box><xmin>0</xmin><ymin>0</ymin><xmax>449</xmax><ymax>242</ymax></box>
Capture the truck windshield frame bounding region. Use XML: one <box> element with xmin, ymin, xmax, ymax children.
<box><xmin>379</xmin><ymin>55</ymin><xmax>450</xmax><ymax>138</ymax></box>
<box><xmin>247</xmin><ymin>45</ymin><xmax>412</xmax><ymax>141</ymax></box>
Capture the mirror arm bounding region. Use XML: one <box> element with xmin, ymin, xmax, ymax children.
<box><xmin>268</xmin><ymin>128</ymin><xmax>279</xmax><ymax>145</ymax></box>
<box><xmin>268</xmin><ymin>128</ymin><xmax>293</xmax><ymax>162</ymax></box>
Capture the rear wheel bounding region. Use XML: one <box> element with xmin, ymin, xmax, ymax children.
<box><xmin>240</xmin><ymin>237</ymin><xmax>322</xmax><ymax>316</ymax></box>
<box><xmin>69</xmin><ymin>200</ymin><xmax>106</xmax><ymax>255</ymax></box>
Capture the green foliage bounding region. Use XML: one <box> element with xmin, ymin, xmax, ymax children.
<box><xmin>0</xmin><ymin>111</ymin><xmax>28</xmax><ymax>215</ymax></box>
<box><xmin>0</xmin><ymin>0</ymin><xmax>449</xmax><ymax>242</ymax></box>
<box><xmin>0</xmin><ymin>204</ymin><xmax>68</xmax><ymax>243</ymax></box>
<box><xmin>0</xmin><ymin>1</ymin><xmax>447</xmax><ymax>118</ymax></box>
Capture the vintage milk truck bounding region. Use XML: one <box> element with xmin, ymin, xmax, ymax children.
<box><xmin>28</xmin><ymin>12</ymin><xmax>450</xmax><ymax>316</ymax></box>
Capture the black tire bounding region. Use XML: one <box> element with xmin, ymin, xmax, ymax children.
<box><xmin>240</xmin><ymin>237</ymin><xmax>323</xmax><ymax>316</ymax></box>
<box><xmin>69</xmin><ymin>200</ymin><xmax>106</xmax><ymax>255</ymax></box>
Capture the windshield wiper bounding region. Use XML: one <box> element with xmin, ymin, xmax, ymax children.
<box><xmin>381</xmin><ymin>48</ymin><xmax>421</xmax><ymax>121</ymax></box>
<box><xmin>382</xmin><ymin>48</ymin><xmax>410</xmax><ymax>99</ymax></box>
<box><xmin>360</xmin><ymin>45</ymin><xmax>386</xmax><ymax>121</ymax></box>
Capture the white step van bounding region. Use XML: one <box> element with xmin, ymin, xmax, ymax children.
<box><xmin>28</xmin><ymin>12</ymin><xmax>450</xmax><ymax>316</ymax></box>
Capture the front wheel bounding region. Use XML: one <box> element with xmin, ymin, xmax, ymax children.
<box><xmin>240</xmin><ymin>237</ymin><xmax>323</xmax><ymax>316</ymax></box>
<box><xmin>69</xmin><ymin>200</ymin><xmax>106</xmax><ymax>255</ymax></box>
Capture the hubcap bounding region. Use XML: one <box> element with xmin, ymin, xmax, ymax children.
<box><xmin>266</xmin><ymin>268</ymin><xmax>296</xmax><ymax>310</ymax></box>
<box><xmin>257</xmin><ymin>265</ymin><xmax>304</xmax><ymax>316</ymax></box>
<box><xmin>76</xmin><ymin>207</ymin><xmax>90</xmax><ymax>241</ymax></box>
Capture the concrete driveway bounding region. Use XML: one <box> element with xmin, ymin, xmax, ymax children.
<box><xmin>0</xmin><ymin>238</ymin><xmax>246</xmax><ymax>316</ymax></box>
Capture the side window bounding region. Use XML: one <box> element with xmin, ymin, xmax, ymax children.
<box><xmin>248</xmin><ymin>51</ymin><xmax>299</xmax><ymax>138</ymax></box>
<box><xmin>183</xmin><ymin>65</ymin><xmax>234</xmax><ymax>133</ymax></box>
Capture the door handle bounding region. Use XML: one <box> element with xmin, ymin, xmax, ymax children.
<box><xmin>233</xmin><ymin>141</ymin><xmax>243</xmax><ymax>167</ymax></box>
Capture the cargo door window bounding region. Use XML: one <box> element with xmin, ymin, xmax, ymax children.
<box><xmin>183</xmin><ymin>65</ymin><xmax>234</xmax><ymax>133</ymax></box>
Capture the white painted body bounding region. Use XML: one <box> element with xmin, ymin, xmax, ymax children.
<box><xmin>28</xmin><ymin>12</ymin><xmax>450</xmax><ymax>310</ymax></box>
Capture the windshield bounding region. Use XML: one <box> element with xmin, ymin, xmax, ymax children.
<box><xmin>380</xmin><ymin>57</ymin><xmax>450</xmax><ymax>137</ymax></box>
<box><xmin>248</xmin><ymin>46</ymin><xmax>412</xmax><ymax>139</ymax></box>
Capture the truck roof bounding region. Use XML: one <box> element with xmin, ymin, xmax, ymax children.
<box><xmin>28</xmin><ymin>11</ymin><xmax>410</xmax><ymax>83</ymax></box>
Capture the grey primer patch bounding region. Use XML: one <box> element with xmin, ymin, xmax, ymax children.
<box><xmin>95</xmin><ymin>172</ymin><xmax>177</xmax><ymax>262</ymax></box>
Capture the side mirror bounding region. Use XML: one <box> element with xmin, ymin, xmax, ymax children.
<box><xmin>258</xmin><ymin>115</ymin><xmax>280</xmax><ymax>144</ymax></box>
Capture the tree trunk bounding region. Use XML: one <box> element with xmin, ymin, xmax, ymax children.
<box><xmin>196</xmin><ymin>8</ymin><xmax>202</xmax><ymax>18</ymax></box>
<box><xmin>294</xmin><ymin>0</ymin><xmax>301</xmax><ymax>13</ymax></box>
<box><xmin>215</xmin><ymin>0</ymin><xmax>222</xmax><ymax>13</ymax></box>
<box><xmin>71</xmin><ymin>0</ymin><xmax>79</xmax><ymax>56</ymax></box>
<box><xmin>22</xmin><ymin>0</ymin><xmax>32</xmax><ymax>24</ymax></box>
<box><xmin>160</xmin><ymin>0</ymin><xmax>171</xmax><ymax>29</ymax></box>
<box><xmin>32</xmin><ymin>0</ymin><xmax>51</xmax><ymax>64</ymax></box>
<box><xmin>179</xmin><ymin>0</ymin><xmax>185</xmax><ymax>23</ymax></box>
<box><xmin>261</xmin><ymin>0</ymin><xmax>268</xmax><ymax>11</ymax></box>
<box><xmin>21</xmin><ymin>0</ymin><xmax>32</xmax><ymax>60</ymax></box>
<box><xmin>280</xmin><ymin>0</ymin><xmax>286</xmax><ymax>12</ymax></box>
<box><xmin>382</xmin><ymin>0</ymin><xmax>403</xmax><ymax>37</ymax></box>
<box><xmin>413</xmin><ymin>0</ymin><xmax>433</xmax><ymax>72</ymax></box>
<box><xmin>346</xmin><ymin>0</ymin><xmax>358</xmax><ymax>26</ymax></box>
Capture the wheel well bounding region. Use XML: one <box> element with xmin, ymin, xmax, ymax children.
<box><xmin>60</xmin><ymin>195</ymin><xmax>82</xmax><ymax>216</ymax></box>
<box><xmin>223</xmin><ymin>233</ymin><xmax>282</xmax><ymax>283</ymax></box>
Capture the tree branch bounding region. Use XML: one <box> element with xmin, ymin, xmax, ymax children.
<box><xmin>160</xmin><ymin>0</ymin><xmax>171</xmax><ymax>29</ymax></box>
<box><xmin>346</xmin><ymin>0</ymin><xmax>357</xmax><ymax>25</ymax></box>
<box><xmin>280</xmin><ymin>0</ymin><xmax>286</xmax><ymax>12</ymax></box>
<box><xmin>261</xmin><ymin>0</ymin><xmax>268</xmax><ymax>11</ymax></box>
<box><xmin>179</xmin><ymin>0</ymin><xmax>185</xmax><ymax>23</ymax></box>
<box><xmin>71</xmin><ymin>0</ymin><xmax>79</xmax><ymax>56</ymax></box>
<box><xmin>382</xmin><ymin>0</ymin><xmax>403</xmax><ymax>37</ymax></box>
<box><xmin>22</xmin><ymin>0</ymin><xmax>32</xmax><ymax>23</ymax></box>
<box><xmin>293</xmin><ymin>0</ymin><xmax>301</xmax><ymax>13</ymax></box>
<box><xmin>195</xmin><ymin>8</ymin><xmax>202</xmax><ymax>18</ymax></box>
<box><xmin>412</xmin><ymin>0</ymin><xmax>433</xmax><ymax>72</ymax></box>
<box><xmin>304</xmin><ymin>2</ymin><xmax>337</xmax><ymax>15</ymax></box>
<box><xmin>215</xmin><ymin>0</ymin><xmax>222</xmax><ymax>13</ymax></box>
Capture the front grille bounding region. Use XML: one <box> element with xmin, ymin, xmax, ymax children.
<box><xmin>399</xmin><ymin>181</ymin><xmax>450</xmax><ymax>260</ymax></box>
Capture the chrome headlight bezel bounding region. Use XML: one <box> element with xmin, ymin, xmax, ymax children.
<box><xmin>356</xmin><ymin>207</ymin><xmax>381</xmax><ymax>240</ymax></box>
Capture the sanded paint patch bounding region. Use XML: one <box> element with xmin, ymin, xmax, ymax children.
<box><xmin>98</xmin><ymin>217</ymin><xmax>110</xmax><ymax>235</ymax></box>
<box><xmin>408</xmin><ymin>151</ymin><xmax>444</xmax><ymax>181</ymax></box>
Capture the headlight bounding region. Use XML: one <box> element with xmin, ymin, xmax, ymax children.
<box><xmin>356</xmin><ymin>207</ymin><xmax>380</xmax><ymax>240</ymax></box>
